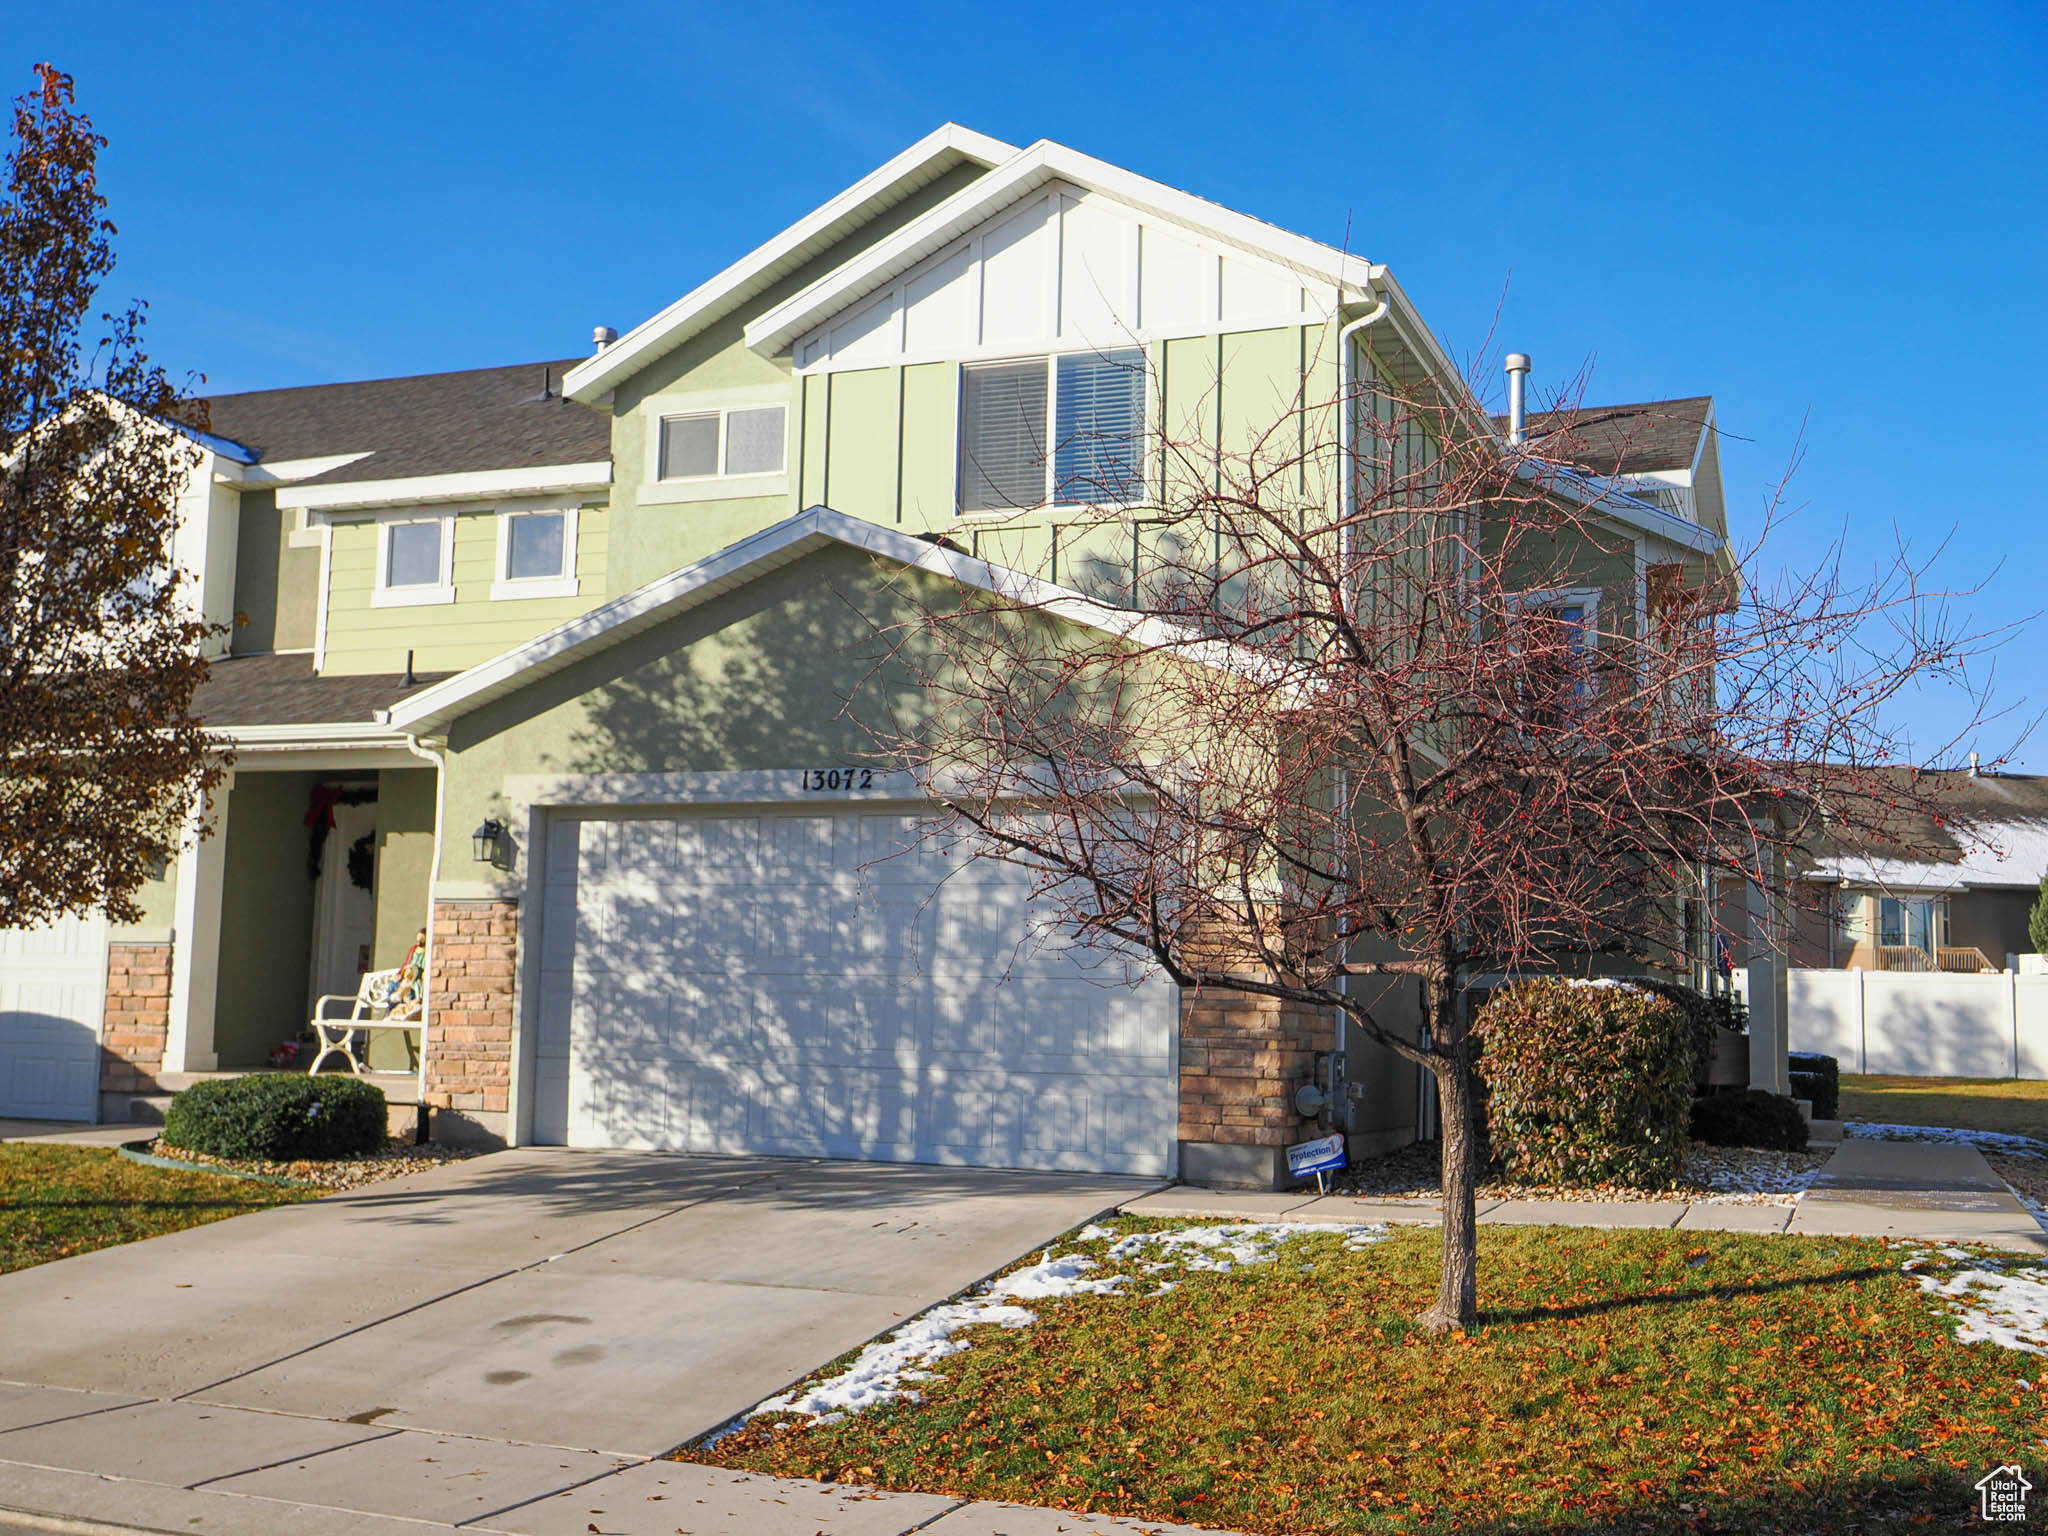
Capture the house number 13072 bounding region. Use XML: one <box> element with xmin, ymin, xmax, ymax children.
<box><xmin>800</xmin><ymin>768</ymin><xmax>874</xmax><ymax>792</ymax></box>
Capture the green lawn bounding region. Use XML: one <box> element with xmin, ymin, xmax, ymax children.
<box><xmin>0</xmin><ymin>1143</ymin><xmax>312</xmax><ymax>1274</ymax></box>
<box><xmin>695</xmin><ymin>1221</ymin><xmax>2042</xmax><ymax>1534</ymax></box>
<box><xmin>1840</xmin><ymin>1074</ymin><xmax>2048</xmax><ymax>1140</ymax></box>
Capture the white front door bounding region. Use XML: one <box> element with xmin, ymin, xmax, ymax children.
<box><xmin>0</xmin><ymin>911</ymin><xmax>108</xmax><ymax>1121</ymax></box>
<box><xmin>532</xmin><ymin>804</ymin><xmax>1177</xmax><ymax>1175</ymax></box>
<box><xmin>308</xmin><ymin>801</ymin><xmax>378</xmax><ymax>1010</ymax></box>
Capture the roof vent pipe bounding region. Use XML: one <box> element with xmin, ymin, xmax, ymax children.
<box><xmin>1505</xmin><ymin>353</ymin><xmax>1532</xmax><ymax>446</ymax></box>
<box><xmin>592</xmin><ymin>325</ymin><xmax>618</xmax><ymax>352</ymax></box>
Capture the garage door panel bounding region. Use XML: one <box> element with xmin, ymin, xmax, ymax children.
<box><xmin>0</xmin><ymin>913</ymin><xmax>107</xmax><ymax>1122</ymax></box>
<box><xmin>537</xmin><ymin>805</ymin><xmax>1174</xmax><ymax>1175</ymax></box>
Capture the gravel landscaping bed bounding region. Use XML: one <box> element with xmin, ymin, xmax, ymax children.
<box><xmin>143</xmin><ymin>1137</ymin><xmax>478</xmax><ymax>1191</ymax></box>
<box><xmin>1987</xmin><ymin>1154</ymin><xmax>2048</xmax><ymax>1224</ymax></box>
<box><xmin>1334</xmin><ymin>1138</ymin><xmax>1828</xmax><ymax>1206</ymax></box>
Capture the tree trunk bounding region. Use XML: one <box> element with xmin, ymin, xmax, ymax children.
<box><xmin>1418</xmin><ymin>1049</ymin><xmax>1481</xmax><ymax>1333</ymax></box>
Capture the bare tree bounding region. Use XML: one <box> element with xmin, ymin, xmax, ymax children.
<box><xmin>871</xmin><ymin>341</ymin><xmax>1997</xmax><ymax>1332</ymax></box>
<box><xmin>0</xmin><ymin>65</ymin><xmax>224</xmax><ymax>927</ymax></box>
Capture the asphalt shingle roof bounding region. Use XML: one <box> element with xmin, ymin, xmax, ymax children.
<box><xmin>1498</xmin><ymin>395</ymin><xmax>1714</xmax><ymax>476</ymax></box>
<box><xmin>199</xmin><ymin>360</ymin><xmax>610</xmax><ymax>486</ymax></box>
<box><xmin>196</xmin><ymin>654</ymin><xmax>454</xmax><ymax>727</ymax></box>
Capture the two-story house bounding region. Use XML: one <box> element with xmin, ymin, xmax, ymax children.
<box><xmin>0</xmin><ymin>126</ymin><xmax>1735</xmax><ymax>1187</ymax></box>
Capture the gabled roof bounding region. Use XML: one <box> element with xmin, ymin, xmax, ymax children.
<box><xmin>741</xmin><ymin>136</ymin><xmax>1388</xmax><ymax>358</ymax></box>
<box><xmin>202</xmin><ymin>360</ymin><xmax>609</xmax><ymax>485</ymax></box>
<box><xmin>1802</xmin><ymin>766</ymin><xmax>2048</xmax><ymax>891</ymax></box>
<box><xmin>563</xmin><ymin>125</ymin><xmax>1016</xmax><ymax>404</ymax></box>
<box><xmin>1503</xmin><ymin>396</ymin><xmax>1714</xmax><ymax>477</ymax></box>
<box><xmin>379</xmin><ymin>505</ymin><xmax>1262</xmax><ymax>735</ymax></box>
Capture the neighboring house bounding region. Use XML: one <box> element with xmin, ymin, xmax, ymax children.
<box><xmin>1790</xmin><ymin>768</ymin><xmax>2048</xmax><ymax>973</ymax></box>
<box><xmin>0</xmin><ymin>126</ymin><xmax>1737</xmax><ymax>1185</ymax></box>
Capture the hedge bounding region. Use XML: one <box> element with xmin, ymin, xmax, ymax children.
<box><xmin>161</xmin><ymin>1074</ymin><xmax>388</xmax><ymax>1161</ymax></box>
<box><xmin>1788</xmin><ymin>1050</ymin><xmax>1841</xmax><ymax>1120</ymax></box>
<box><xmin>1474</xmin><ymin>979</ymin><xmax>1703</xmax><ymax>1188</ymax></box>
<box><xmin>1691</xmin><ymin>1088</ymin><xmax>1810</xmax><ymax>1152</ymax></box>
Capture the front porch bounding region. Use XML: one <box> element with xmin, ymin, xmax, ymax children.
<box><xmin>99</xmin><ymin>752</ymin><xmax>440</xmax><ymax>1124</ymax></box>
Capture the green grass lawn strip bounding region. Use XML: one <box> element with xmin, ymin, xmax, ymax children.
<box><xmin>0</xmin><ymin>1143</ymin><xmax>313</xmax><ymax>1274</ymax></box>
<box><xmin>692</xmin><ymin>1220</ymin><xmax>2043</xmax><ymax>1534</ymax></box>
<box><xmin>1840</xmin><ymin>1074</ymin><xmax>2048</xmax><ymax>1141</ymax></box>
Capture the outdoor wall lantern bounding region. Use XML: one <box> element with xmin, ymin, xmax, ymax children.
<box><xmin>471</xmin><ymin>818</ymin><xmax>505</xmax><ymax>864</ymax></box>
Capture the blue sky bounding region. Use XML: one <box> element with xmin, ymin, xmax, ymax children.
<box><xmin>10</xmin><ymin>0</ymin><xmax>2044</xmax><ymax>760</ymax></box>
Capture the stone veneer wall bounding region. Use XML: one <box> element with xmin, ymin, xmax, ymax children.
<box><xmin>99</xmin><ymin>941</ymin><xmax>172</xmax><ymax>1098</ymax></box>
<box><xmin>1175</xmin><ymin>920</ymin><xmax>1338</xmax><ymax>1188</ymax></box>
<box><xmin>423</xmin><ymin>898</ymin><xmax>518</xmax><ymax>1145</ymax></box>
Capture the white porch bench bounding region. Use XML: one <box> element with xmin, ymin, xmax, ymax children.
<box><xmin>309</xmin><ymin>968</ymin><xmax>424</xmax><ymax>1077</ymax></box>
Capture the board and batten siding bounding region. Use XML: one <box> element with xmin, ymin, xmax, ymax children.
<box><xmin>319</xmin><ymin>505</ymin><xmax>609</xmax><ymax>677</ymax></box>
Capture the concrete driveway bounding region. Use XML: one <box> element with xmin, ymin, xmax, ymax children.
<box><xmin>0</xmin><ymin>1150</ymin><xmax>1152</xmax><ymax>1511</ymax></box>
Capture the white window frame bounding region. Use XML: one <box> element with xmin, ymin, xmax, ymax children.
<box><xmin>957</xmin><ymin>348</ymin><xmax>1150</xmax><ymax>520</ymax></box>
<box><xmin>490</xmin><ymin>504</ymin><xmax>580</xmax><ymax>602</ymax></box>
<box><xmin>639</xmin><ymin>385</ymin><xmax>791</xmax><ymax>506</ymax></box>
<box><xmin>371</xmin><ymin>512</ymin><xmax>456</xmax><ymax>608</ymax></box>
<box><xmin>1504</xmin><ymin>587</ymin><xmax>1603</xmax><ymax>647</ymax></box>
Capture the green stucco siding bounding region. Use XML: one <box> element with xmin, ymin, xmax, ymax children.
<box><xmin>108</xmin><ymin>858</ymin><xmax>179</xmax><ymax>939</ymax></box>
<box><xmin>367</xmin><ymin>766</ymin><xmax>435</xmax><ymax>1069</ymax></box>
<box><xmin>211</xmin><ymin>772</ymin><xmax>321</xmax><ymax>1067</ymax></box>
<box><xmin>824</xmin><ymin>369</ymin><xmax>897</xmax><ymax>524</ymax></box>
<box><xmin>230</xmin><ymin>490</ymin><xmax>319</xmax><ymax>655</ymax></box>
<box><xmin>600</xmin><ymin>161</ymin><xmax>991</xmax><ymax>595</ymax></box>
<box><xmin>319</xmin><ymin>504</ymin><xmax>609</xmax><ymax>676</ymax></box>
<box><xmin>432</xmin><ymin>542</ymin><xmax>1182</xmax><ymax>880</ymax></box>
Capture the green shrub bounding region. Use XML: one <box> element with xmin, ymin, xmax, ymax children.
<box><xmin>1788</xmin><ymin>1051</ymin><xmax>1841</xmax><ymax>1120</ymax></box>
<box><xmin>1474</xmin><ymin>979</ymin><xmax>1703</xmax><ymax>1188</ymax></box>
<box><xmin>162</xmin><ymin>1074</ymin><xmax>387</xmax><ymax>1161</ymax></box>
<box><xmin>1632</xmin><ymin>979</ymin><xmax>1724</xmax><ymax>1083</ymax></box>
<box><xmin>1690</xmin><ymin>1088</ymin><xmax>1810</xmax><ymax>1152</ymax></box>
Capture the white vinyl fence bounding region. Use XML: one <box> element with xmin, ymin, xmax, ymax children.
<box><xmin>1781</xmin><ymin>967</ymin><xmax>2048</xmax><ymax>1079</ymax></box>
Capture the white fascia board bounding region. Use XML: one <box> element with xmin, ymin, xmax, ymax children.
<box><xmin>563</xmin><ymin>124</ymin><xmax>1016</xmax><ymax>404</ymax></box>
<box><xmin>221</xmin><ymin>451</ymin><xmax>378</xmax><ymax>488</ymax></box>
<box><xmin>1513</xmin><ymin>460</ymin><xmax>1722</xmax><ymax>554</ymax></box>
<box><xmin>220</xmin><ymin>721</ymin><xmax>416</xmax><ymax>748</ymax></box>
<box><xmin>277</xmin><ymin>461</ymin><xmax>612</xmax><ymax>513</ymax></box>
<box><xmin>744</xmin><ymin>139</ymin><xmax>1386</xmax><ymax>357</ymax></box>
<box><xmin>380</xmin><ymin>505</ymin><xmax>1277</xmax><ymax>736</ymax></box>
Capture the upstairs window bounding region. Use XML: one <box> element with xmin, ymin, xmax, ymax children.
<box><xmin>658</xmin><ymin>404</ymin><xmax>787</xmax><ymax>481</ymax></box>
<box><xmin>959</xmin><ymin>349</ymin><xmax>1145</xmax><ymax>514</ymax></box>
<box><xmin>491</xmin><ymin>507</ymin><xmax>579</xmax><ymax>601</ymax></box>
<box><xmin>373</xmin><ymin>514</ymin><xmax>455</xmax><ymax>607</ymax></box>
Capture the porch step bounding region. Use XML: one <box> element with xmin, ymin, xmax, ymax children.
<box><xmin>104</xmin><ymin>1072</ymin><xmax>425</xmax><ymax>1142</ymax></box>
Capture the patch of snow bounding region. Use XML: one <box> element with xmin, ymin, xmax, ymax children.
<box><xmin>1848</xmin><ymin>1123</ymin><xmax>2048</xmax><ymax>1158</ymax></box>
<box><xmin>1564</xmin><ymin>977</ymin><xmax>1645</xmax><ymax>992</ymax></box>
<box><xmin>1911</xmin><ymin>1258</ymin><xmax>2048</xmax><ymax>1356</ymax></box>
<box><xmin>1691</xmin><ymin>1149</ymin><xmax>1823</xmax><ymax>1200</ymax></box>
<box><xmin>737</xmin><ymin>1221</ymin><xmax>1384</xmax><ymax>1428</ymax></box>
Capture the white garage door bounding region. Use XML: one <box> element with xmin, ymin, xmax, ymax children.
<box><xmin>532</xmin><ymin>805</ymin><xmax>1176</xmax><ymax>1175</ymax></box>
<box><xmin>0</xmin><ymin>911</ymin><xmax>108</xmax><ymax>1121</ymax></box>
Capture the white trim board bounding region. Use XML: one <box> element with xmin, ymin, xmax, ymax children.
<box><xmin>277</xmin><ymin>461</ymin><xmax>612</xmax><ymax>512</ymax></box>
<box><xmin>564</xmin><ymin>124</ymin><xmax>1017</xmax><ymax>404</ymax></box>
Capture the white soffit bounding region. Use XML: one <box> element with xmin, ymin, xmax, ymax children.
<box><xmin>276</xmin><ymin>461</ymin><xmax>613</xmax><ymax>512</ymax></box>
<box><xmin>563</xmin><ymin>124</ymin><xmax>1017</xmax><ymax>404</ymax></box>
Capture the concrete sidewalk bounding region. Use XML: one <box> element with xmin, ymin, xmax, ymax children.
<box><xmin>1120</xmin><ymin>1137</ymin><xmax>2048</xmax><ymax>1253</ymax></box>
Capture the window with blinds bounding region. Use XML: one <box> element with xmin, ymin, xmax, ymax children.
<box><xmin>959</xmin><ymin>361</ymin><xmax>1049</xmax><ymax>512</ymax></box>
<box><xmin>1054</xmin><ymin>349</ymin><xmax>1145</xmax><ymax>505</ymax></box>
<box><xmin>959</xmin><ymin>350</ymin><xmax>1146</xmax><ymax>514</ymax></box>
